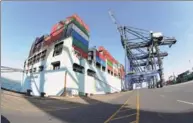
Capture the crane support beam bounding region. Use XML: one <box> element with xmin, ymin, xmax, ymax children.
<box><xmin>125</xmin><ymin>38</ymin><xmax>176</xmax><ymax>49</ymax></box>
<box><xmin>134</xmin><ymin>52</ymin><xmax>168</xmax><ymax>60</ymax></box>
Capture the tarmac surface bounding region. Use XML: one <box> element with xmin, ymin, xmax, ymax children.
<box><xmin>1</xmin><ymin>81</ymin><xmax>193</xmax><ymax>123</ymax></box>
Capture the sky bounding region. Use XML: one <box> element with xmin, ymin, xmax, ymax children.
<box><xmin>2</xmin><ymin>1</ymin><xmax>193</xmax><ymax>80</ymax></box>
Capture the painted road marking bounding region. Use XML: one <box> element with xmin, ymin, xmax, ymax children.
<box><xmin>111</xmin><ymin>113</ymin><xmax>136</xmax><ymax>121</ymax></box>
<box><xmin>104</xmin><ymin>93</ymin><xmax>132</xmax><ymax>123</ymax></box>
<box><xmin>136</xmin><ymin>90</ymin><xmax>140</xmax><ymax>123</ymax></box>
<box><xmin>177</xmin><ymin>100</ymin><xmax>193</xmax><ymax>105</ymax></box>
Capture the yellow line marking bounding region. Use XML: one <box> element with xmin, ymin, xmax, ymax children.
<box><xmin>136</xmin><ymin>90</ymin><xmax>140</xmax><ymax>123</ymax></box>
<box><xmin>104</xmin><ymin>95</ymin><xmax>131</xmax><ymax>123</ymax></box>
<box><xmin>111</xmin><ymin>113</ymin><xmax>136</xmax><ymax>121</ymax></box>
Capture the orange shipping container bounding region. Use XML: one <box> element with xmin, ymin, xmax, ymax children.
<box><xmin>51</xmin><ymin>22</ymin><xmax>65</xmax><ymax>34</ymax></box>
<box><xmin>44</xmin><ymin>36</ymin><xmax>52</xmax><ymax>46</ymax></box>
<box><xmin>50</xmin><ymin>21</ymin><xmax>65</xmax><ymax>43</ymax></box>
<box><xmin>67</xmin><ymin>14</ymin><xmax>89</xmax><ymax>32</ymax></box>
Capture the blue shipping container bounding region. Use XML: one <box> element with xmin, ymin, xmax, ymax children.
<box><xmin>101</xmin><ymin>60</ymin><xmax>106</xmax><ymax>67</ymax></box>
<box><xmin>96</xmin><ymin>56</ymin><xmax>101</xmax><ymax>63</ymax></box>
<box><xmin>71</xmin><ymin>29</ymin><xmax>89</xmax><ymax>46</ymax></box>
<box><xmin>96</xmin><ymin>56</ymin><xmax>106</xmax><ymax>67</ymax></box>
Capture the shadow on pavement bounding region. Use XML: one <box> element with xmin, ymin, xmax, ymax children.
<box><xmin>2</xmin><ymin>91</ymin><xmax>193</xmax><ymax>123</ymax></box>
<box><xmin>1</xmin><ymin>115</ymin><xmax>10</xmax><ymax>123</ymax></box>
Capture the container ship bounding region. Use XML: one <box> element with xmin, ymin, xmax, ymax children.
<box><xmin>22</xmin><ymin>14</ymin><xmax>125</xmax><ymax>97</ymax></box>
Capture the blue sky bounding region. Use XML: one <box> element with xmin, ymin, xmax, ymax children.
<box><xmin>2</xmin><ymin>2</ymin><xmax>193</xmax><ymax>79</ymax></box>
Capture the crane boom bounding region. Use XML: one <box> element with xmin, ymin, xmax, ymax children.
<box><xmin>108</xmin><ymin>10</ymin><xmax>121</xmax><ymax>32</ymax></box>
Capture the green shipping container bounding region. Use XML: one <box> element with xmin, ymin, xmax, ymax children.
<box><xmin>73</xmin><ymin>38</ymin><xmax>88</xmax><ymax>53</ymax></box>
<box><xmin>69</xmin><ymin>19</ymin><xmax>90</xmax><ymax>37</ymax></box>
<box><xmin>107</xmin><ymin>60</ymin><xmax>113</xmax><ymax>67</ymax></box>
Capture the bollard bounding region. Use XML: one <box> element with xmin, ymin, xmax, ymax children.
<box><xmin>26</xmin><ymin>89</ymin><xmax>32</xmax><ymax>96</ymax></box>
<box><xmin>40</xmin><ymin>92</ymin><xmax>45</xmax><ymax>97</ymax></box>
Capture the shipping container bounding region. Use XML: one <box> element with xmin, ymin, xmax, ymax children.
<box><xmin>44</xmin><ymin>36</ymin><xmax>52</xmax><ymax>45</ymax></box>
<box><xmin>101</xmin><ymin>60</ymin><xmax>106</xmax><ymax>67</ymax></box>
<box><xmin>50</xmin><ymin>29</ymin><xmax>64</xmax><ymax>43</ymax></box>
<box><xmin>98</xmin><ymin>46</ymin><xmax>115</xmax><ymax>61</ymax></box>
<box><xmin>107</xmin><ymin>60</ymin><xmax>113</xmax><ymax>67</ymax></box>
<box><xmin>71</xmin><ymin>30</ymin><xmax>89</xmax><ymax>46</ymax></box>
<box><xmin>107</xmin><ymin>65</ymin><xmax>113</xmax><ymax>72</ymax></box>
<box><xmin>96</xmin><ymin>56</ymin><xmax>101</xmax><ymax>63</ymax></box>
<box><xmin>65</xmin><ymin>27</ymin><xmax>89</xmax><ymax>47</ymax></box>
<box><xmin>95</xmin><ymin>55</ymin><xmax>106</xmax><ymax>67</ymax></box>
<box><xmin>50</xmin><ymin>23</ymin><xmax>67</xmax><ymax>43</ymax></box>
<box><xmin>72</xmin><ymin>38</ymin><xmax>88</xmax><ymax>53</ymax></box>
<box><xmin>51</xmin><ymin>22</ymin><xmax>65</xmax><ymax>34</ymax></box>
<box><xmin>67</xmin><ymin>14</ymin><xmax>89</xmax><ymax>32</ymax></box>
<box><xmin>65</xmin><ymin>18</ymin><xmax>89</xmax><ymax>37</ymax></box>
<box><xmin>99</xmin><ymin>53</ymin><xmax>105</xmax><ymax>61</ymax></box>
<box><xmin>67</xmin><ymin>23</ymin><xmax>89</xmax><ymax>41</ymax></box>
<box><xmin>72</xmin><ymin>45</ymin><xmax>88</xmax><ymax>59</ymax></box>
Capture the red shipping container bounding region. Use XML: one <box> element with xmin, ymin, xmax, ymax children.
<box><xmin>72</xmin><ymin>45</ymin><xmax>88</xmax><ymax>59</ymax></box>
<box><xmin>107</xmin><ymin>65</ymin><xmax>113</xmax><ymax>71</ymax></box>
<box><xmin>44</xmin><ymin>36</ymin><xmax>52</xmax><ymax>46</ymax></box>
<box><xmin>99</xmin><ymin>53</ymin><xmax>105</xmax><ymax>61</ymax></box>
<box><xmin>51</xmin><ymin>24</ymin><xmax>58</xmax><ymax>34</ymax></box>
<box><xmin>50</xmin><ymin>27</ymin><xmax>64</xmax><ymax>43</ymax></box>
<box><xmin>82</xmin><ymin>52</ymin><xmax>88</xmax><ymax>59</ymax></box>
<box><xmin>98</xmin><ymin>46</ymin><xmax>116</xmax><ymax>62</ymax></box>
<box><xmin>98</xmin><ymin>46</ymin><xmax>106</xmax><ymax>52</ymax></box>
<box><xmin>67</xmin><ymin>14</ymin><xmax>89</xmax><ymax>32</ymax></box>
<box><xmin>51</xmin><ymin>22</ymin><xmax>65</xmax><ymax>34</ymax></box>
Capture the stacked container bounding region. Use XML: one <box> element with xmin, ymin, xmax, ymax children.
<box><xmin>95</xmin><ymin>50</ymin><xmax>106</xmax><ymax>68</ymax></box>
<box><xmin>29</xmin><ymin>14</ymin><xmax>90</xmax><ymax>60</ymax></box>
<box><xmin>98</xmin><ymin>46</ymin><xmax>124</xmax><ymax>78</ymax></box>
<box><xmin>99</xmin><ymin>52</ymin><xmax>106</xmax><ymax>67</ymax></box>
<box><xmin>98</xmin><ymin>46</ymin><xmax>115</xmax><ymax>72</ymax></box>
<box><xmin>65</xmin><ymin>14</ymin><xmax>90</xmax><ymax>59</ymax></box>
<box><xmin>42</xmin><ymin>14</ymin><xmax>90</xmax><ymax>59</ymax></box>
<box><xmin>44</xmin><ymin>21</ymin><xmax>67</xmax><ymax>46</ymax></box>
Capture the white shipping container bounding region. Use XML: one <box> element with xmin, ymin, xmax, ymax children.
<box><xmin>68</xmin><ymin>23</ymin><xmax>89</xmax><ymax>41</ymax></box>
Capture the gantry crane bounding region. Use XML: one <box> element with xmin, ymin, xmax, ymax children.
<box><xmin>108</xmin><ymin>10</ymin><xmax>177</xmax><ymax>89</ymax></box>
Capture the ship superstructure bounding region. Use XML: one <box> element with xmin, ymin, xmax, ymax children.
<box><xmin>22</xmin><ymin>14</ymin><xmax>125</xmax><ymax>96</ymax></box>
